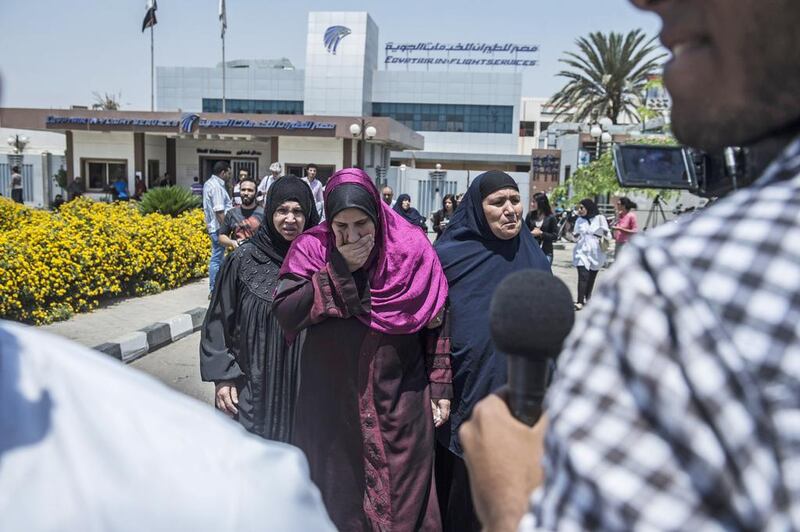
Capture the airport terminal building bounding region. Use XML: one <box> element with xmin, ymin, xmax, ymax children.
<box><xmin>1</xmin><ymin>11</ymin><xmax>554</xmax><ymax>214</ymax></box>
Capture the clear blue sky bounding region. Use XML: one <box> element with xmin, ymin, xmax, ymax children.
<box><xmin>0</xmin><ymin>0</ymin><xmax>662</xmax><ymax>110</ymax></box>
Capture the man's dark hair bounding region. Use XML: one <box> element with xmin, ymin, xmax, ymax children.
<box><xmin>11</xmin><ymin>166</ymin><xmax>19</xmax><ymax>173</ymax></box>
<box><xmin>212</xmin><ymin>161</ymin><xmax>230</xmax><ymax>175</ymax></box>
<box><xmin>239</xmin><ymin>176</ymin><xmax>257</xmax><ymax>185</ymax></box>
<box><xmin>193</xmin><ymin>176</ymin><xmax>199</xmax><ymax>183</ymax></box>
<box><xmin>307</xmin><ymin>163</ymin><xmax>318</xmax><ymax>172</ymax></box>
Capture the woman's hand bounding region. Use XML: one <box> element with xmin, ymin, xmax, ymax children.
<box><xmin>335</xmin><ymin>233</ymin><xmax>374</xmax><ymax>272</ymax></box>
<box><xmin>531</xmin><ymin>227</ymin><xmax>543</xmax><ymax>237</ymax></box>
<box><xmin>215</xmin><ymin>381</ymin><xmax>239</xmax><ymax>417</ymax></box>
<box><xmin>432</xmin><ymin>399</ymin><xmax>451</xmax><ymax>427</ymax></box>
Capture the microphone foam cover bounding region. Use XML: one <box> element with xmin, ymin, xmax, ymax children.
<box><xmin>490</xmin><ymin>270</ymin><xmax>575</xmax><ymax>359</ymax></box>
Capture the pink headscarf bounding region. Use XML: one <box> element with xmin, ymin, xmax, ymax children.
<box><xmin>280</xmin><ymin>168</ymin><xmax>448</xmax><ymax>335</ymax></box>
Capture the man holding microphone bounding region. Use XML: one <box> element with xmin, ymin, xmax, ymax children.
<box><xmin>462</xmin><ymin>0</ymin><xmax>800</xmax><ymax>530</ymax></box>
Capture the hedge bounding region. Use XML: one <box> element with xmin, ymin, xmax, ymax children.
<box><xmin>0</xmin><ymin>197</ymin><xmax>209</xmax><ymax>324</ymax></box>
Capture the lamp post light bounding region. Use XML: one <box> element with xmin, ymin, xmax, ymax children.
<box><xmin>7</xmin><ymin>134</ymin><xmax>30</xmax><ymax>155</ymax></box>
<box><xmin>590</xmin><ymin>117</ymin><xmax>613</xmax><ymax>160</ymax></box>
<box><xmin>349</xmin><ymin>119</ymin><xmax>377</xmax><ymax>170</ymax></box>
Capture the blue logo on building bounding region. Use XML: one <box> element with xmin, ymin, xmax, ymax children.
<box><xmin>324</xmin><ymin>26</ymin><xmax>351</xmax><ymax>54</ymax></box>
<box><xmin>180</xmin><ymin>113</ymin><xmax>201</xmax><ymax>134</ymax></box>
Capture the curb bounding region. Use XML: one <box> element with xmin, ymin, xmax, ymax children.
<box><xmin>93</xmin><ymin>307</ymin><xmax>207</xmax><ymax>363</ymax></box>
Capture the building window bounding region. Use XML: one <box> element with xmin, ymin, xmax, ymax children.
<box><xmin>202</xmin><ymin>99</ymin><xmax>304</xmax><ymax>114</ymax></box>
<box><xmin>372</xmin><ymin>102</ymin><xmax>513</xmax><ymax>134</ymax></box>
<box><xmin>84</xmin><ymin>159</ymin><xmax>127</xmax><ymax>191</ymax></box>
<box><xmin>519</xmin><ymin>121</ymin><xmax>537</xmax><ymax>137</ymax></box>
<box><xmin>147</xmin><ymin>159</ymin><xmax>160</xmax><ymax>189</ymax></box>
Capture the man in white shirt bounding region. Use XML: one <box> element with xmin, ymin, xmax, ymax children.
<box><xmin>302</xmin><ymin>163</ymin><xmax>325</xmax><ymax>218</ymax></box>
<box><xmin>0</xmin><ymin>320</ymin><xmax>335</xmax><ymax>532</ymax></box>
<box><xmin>257</xmin><ymin>161</ymin><xmax>283</xmax><ymax>205</ymax></box>
<box><xmin>202</xmin><ymin>161</ymin><xmax>233</xmax><ymax>296</ymax></box>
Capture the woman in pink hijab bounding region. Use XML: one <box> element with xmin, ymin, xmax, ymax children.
<box><xmin>273</xmin><ymin>168</ymin><xmax>451</xmax><ymax>532</ymax></box>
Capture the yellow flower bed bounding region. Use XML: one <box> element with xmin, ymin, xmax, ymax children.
<box><xmin>0</xmin><ymin>197</ymin><xmax>209</xmax><ymax>324</ymax></box>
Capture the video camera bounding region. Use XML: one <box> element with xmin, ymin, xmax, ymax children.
<box><xmin>612</xmin><ymin>144</ymin><xmax>749</xmax><ymax>198</ymax></box>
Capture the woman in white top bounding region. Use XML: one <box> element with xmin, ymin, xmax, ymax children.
<box><xmin>572</xmin><ymin>198</ymin><xmax>609</xmax><ymax>310</ymax></box>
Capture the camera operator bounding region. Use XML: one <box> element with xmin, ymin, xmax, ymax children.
<box><xmin>461</xmin><ymin>1</ymin><xmax>800</xmax><ymax>530</ymax></box>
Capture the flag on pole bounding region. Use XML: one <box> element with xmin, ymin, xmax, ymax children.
<box><xmin>141</xmin><ymin>0</ymin><xmax>158</xmax><ymax>32</ymax></box>
<box><xmin>219</xmin><ymin>0</ymin><xmax>227</xmax><ymax>38</ymax></box>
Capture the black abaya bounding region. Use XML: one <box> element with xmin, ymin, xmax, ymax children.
<box><xmin>200</xmin><ymin>244</ymin><xmax>304</xmax><ymax>442</ymax></box>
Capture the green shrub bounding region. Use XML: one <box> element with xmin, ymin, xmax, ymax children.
<box><xmin>138</xmin><ymin>186</ymin><xmax>202</xmax><ymax>217</ymax></box>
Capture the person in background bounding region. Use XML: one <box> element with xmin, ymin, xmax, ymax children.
<box><xmin>381</xmin><ymin>185</ymin><xmax>394</xmax><ymax>206</ymax></box>
<box><xmin>432</xmin><ymin>194</ymin><xmax>458</xmax><ymax>241</ymax></box>
<box><xmin>613</xmin><ymin>196</ymin><xmax>639</xmax><ymax>257</ymax></box>
<box><xmin>10</xmin><ymin>165</ymin><xmax>23</xmax><ymax>203</ymax></box>
<box><xmin>525</xmin><ymin>193</ymin><xmax>559</xmax><ymax>265</ymax></box>
<box><xmin>572</xmin><ymin>198</ymin><xmax>609</xmax><ymax>310</ymax></box>
<box><xmin>159</xmin><ymin>173</ymin><xmax>170</xmax><ymax>188</ymax></box>
<box><xmin>433</xmin><ymin>171</ymin><xmax>550</xmax><ymax>531</ymax></box>
<box><xmin>112</xmin><ymin>175</ymin><xmax>130</xmax><ymax>202</ymax></box>
<box><xmin>202</xmin><ymin>161</ymin><xmax>233</xmax><ymax>297</ymax></box>
<box><xmin>258</xmin><ymin>162</ymin><xmax>283</xmax><ymax>204</ymax></box>
<box><xmin>134</xmin><ymin>173</ymin><xmax>147</xmax><ymax>200</ymax></box>
<box><xmin>201</xmin><ymin>176</ymin><xmax>320</xmax><ymax>442</ymax></box>
<box><xmin>393</xmin><ymin>193</ymin><xmax>428</xmax><ymax>231</ymax></box>
<box><xmin>190</xmin><ymin>176</ymin><xmax>203</xmax><ymax>196</ymax></box>
<box><xmin>302</xmin><ymin>163</ymin><xmax>325</xmax><ymax>217</ymax></box>
<box><xmin>51</xmin><ymin>194</ymin><xmax>65</xmax><ymax>211</ymax></box>
<box><xmin>217</xmin><ymin>177</ymin><xmax>264</xmax><ymax>250</ymax></box>
<box><xmin>0</xmin><ymin>321</ymin><xmax>335</xmax><ymax>532</ymax></box>
<box><xmin>232</xmin><ymin>169</ymin><xmax>249</xmax><ymax>206</ymax></box>
<box><xmin>66</xmin><ymin>176</ymin><xmax>84</xmax><ymax>201</ymax></box>
<box><xmin>273</xmin><ymin>168</ymin><xmax>450</xmax><ymax>531</ymax></box>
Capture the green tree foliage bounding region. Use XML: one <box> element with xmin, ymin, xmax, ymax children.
<box><xmin>550</xmin><ymin>30</ymin><xmax>667</xmax><ymax>124</ymax></box>
<box><xmin>138</xmin><ymin>186</ymin><xmax>201</xmax><ymax>217</ymax></box>
<box><xmin>550</xmin><ymin>136</ymin><xmax>680</xmax><ymax>204</ymax></box>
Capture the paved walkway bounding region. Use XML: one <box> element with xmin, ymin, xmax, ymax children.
<box><xmin>39</xmin><ymin>278</ymin><xmax>210</xmax><ymax>348</ymax></box>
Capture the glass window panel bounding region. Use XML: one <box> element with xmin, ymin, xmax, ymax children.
<box><xmin>87</xmin><ymin>162</ymin><xmax>106</xmax><ymax>190</ymax></box>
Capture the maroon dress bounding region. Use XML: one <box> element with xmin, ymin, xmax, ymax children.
<box><xmin>273</xmin><ymin>249</ymin><xmax>452</xmax><ymax>531</ymax></box>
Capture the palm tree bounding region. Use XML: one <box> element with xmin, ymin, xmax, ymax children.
<box><xmin>549</xmin><ymin>30</ymin><xmax>666</xmax><ymax>124</ymax></box>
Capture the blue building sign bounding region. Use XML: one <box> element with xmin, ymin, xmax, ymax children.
<box><xmin>46</xmin><ymin>116</ymin><xmax>336</xmax><ymax>132</ymax></box>
<box><xmin>384</xmin><ymin>42</ymin><xmax>539</xmax><ymax>68</ymax></box>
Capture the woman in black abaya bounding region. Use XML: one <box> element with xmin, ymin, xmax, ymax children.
<box><xmin>200</xmin><ymin>176</ymin><xmax>320</xmax><ymax>442</ymax></box>
<box><xmin>434</xmin><ymin>171</ymin><xmax>551</xmax><ymax>531</ymax></box>
<box><xmin>393</xmin><ymin>193</ymin><xmax>428</xmax><ymax>231</ymax></box>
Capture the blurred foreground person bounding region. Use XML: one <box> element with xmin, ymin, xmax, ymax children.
<box><xmin>0</xmin><ymin>321</ymin><xmax>334</xmax><ymax>531</ymax></box>
<box><xmin>434</xmin><ymin>171</ymin><xmax>550</xmax><ymax>531</ymax></box>
<box><xmin>274</xmin><ymin>168</ymin><xmax>450</xmax><ymax>531</ymax></box>
<box><xmin>201</xmin><ymin>176</ymin><xmax>319</xmax><ymax>442</ymax></box>
<box><xmin>461</xmin><ymin>0</ymin><xmax>800</xmax><ymax>530</ymax></box>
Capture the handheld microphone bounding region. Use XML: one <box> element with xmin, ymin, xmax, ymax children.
<box><xmin>489</xmin><ymin>270</ymin><xmax>575</xmax><ymax>426</ymax></box>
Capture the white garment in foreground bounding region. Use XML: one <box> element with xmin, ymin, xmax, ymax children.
<box><xmin>0</xmin><ymin>321</ymin><xmax>335</xmax><ymax>532</ymax></box>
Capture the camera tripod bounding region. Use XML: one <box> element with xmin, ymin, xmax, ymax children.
<box><xmin>643</xmin><ymin>195</ymin><xmax>668</xmax><ymax>230</ymax></box>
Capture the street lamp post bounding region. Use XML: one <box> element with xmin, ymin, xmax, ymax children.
<box><xmin>590</xmin><ymin>117</ymin><xmax>613</xmax><ymax>160</ymax></box>
<box><xmin>7</xmin><ymin>134</ymin><xmax>30</xmax><ymax>155</ymax></box>
<box><xmin>349</xmin><ymin>119</ymin><xmax>377</xmax><ymax>170</ymax></box>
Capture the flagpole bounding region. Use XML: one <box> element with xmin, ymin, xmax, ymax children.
<box><xmin>150</xmin><ymin>24</ymin><xmax>155</xmax><ymax>112</ymax></box>
<box><xmin>222</xmin><ymin>33</ymin><xmax>226</xmax><ymax>113</ymax></box>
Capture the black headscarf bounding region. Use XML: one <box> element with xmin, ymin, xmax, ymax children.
<box><xmin>393</xmin><ymin>194</ymin><xmax>427</xmax><ymax>229</ymax></box>
<box><xmin>478</xmin><ymin>170</ymin><xmax>519</xmax><ymax>200</ymax></box>
<box><xmin>579</xmin><ymin>198</ymin><xmax>600</xmax><ymax>220</ymax></box>
<box><xmin>250</xmin><ymin>175</ymin><xmax>320</xmax><ymax>265</ymax></box>
<box><xmin>434</xmin><ymin>171</ymin><xmax>550</xmax><ymax>456</ymax></box>
<box><xmin>324</xmin><ymin>183</ymin><xmax>378</xmax><ymax>226</ymax></box>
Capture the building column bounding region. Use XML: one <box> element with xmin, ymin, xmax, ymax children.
<box><xmin>133</xmin><ymin>132</ymin><xmax>145</xmax><ymax>177</ymax></box>
<box><xmin>270</xmin><ymin>137</ymin><xmax>279</xmax><ymax>165</ymax></box>
<box><xmin>65</xmin><ymin>131</ymin><xmax>74</xmax><ymax>180</ymax></box>
<box><xmin>343</xmin><ymin>138</ymin><xmax>353</xmax><ymax>169</ymax></box>
<box><xmin>166</xmin><ymin>137</ymin><xmax>176</xmax><ymax>184</ymax></box>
